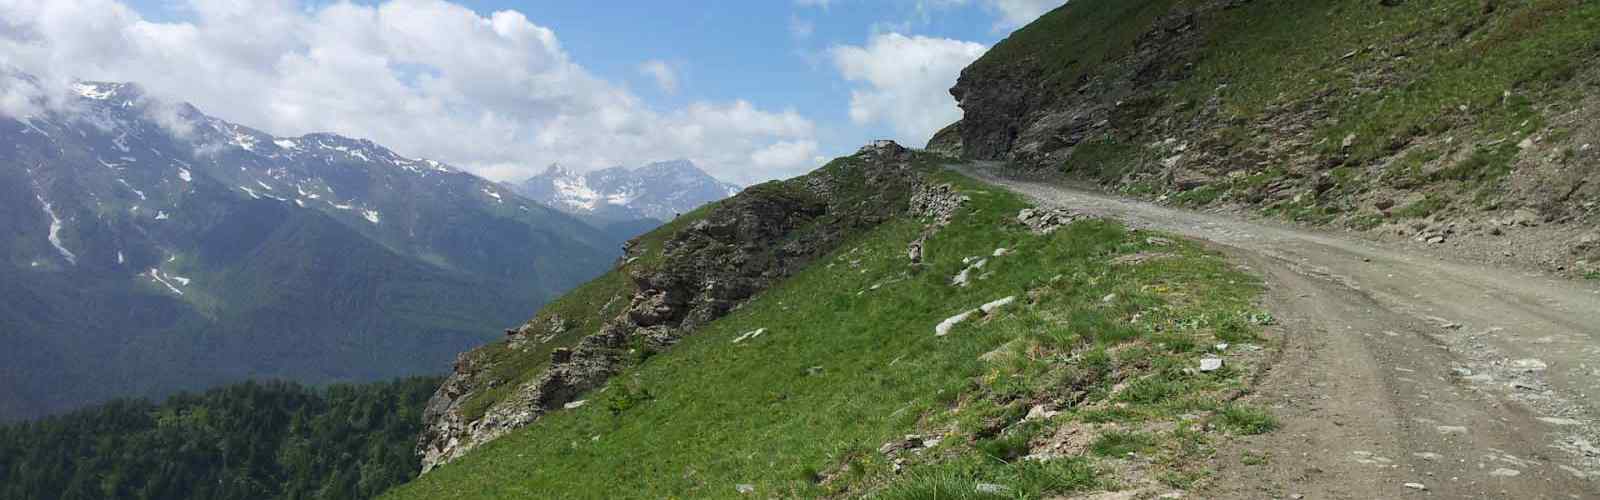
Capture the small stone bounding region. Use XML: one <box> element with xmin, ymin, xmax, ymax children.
<box><xmin>1490</xmin><ymin>468</ymin><xmax>1522</xmax><ymax>477</ymax></box>
<box><xmin>1538</xmin><ymin>417</ymin><xmax>1583</xmax><ymax>426</ymax></box>
<box><xmin>1403</xmin><ymin>482</ymin><xmax>1427</xmax><ymax>491</ymax></box>
<box><xmin>993</xmin><ymin>247</ymin><xmax>1012</xmax><ymax>257</ymax></box>
<box><xmin>1413</xmin><ymin>452</ymin><xmax>1442</xmax><ymax>461</ymax></box>
<box><xmin>1436</xmin><ymin>426</ymin><xmax>1468</xmax><ymax>434</ymax></box>
<box><xmin>735</xmin><ymin>484</ymin><xmax>756</xmax><ymax>494</ymax></box>
<box><xmin>975</xmin><ymin>483</ymin><xmax>1009</xmax><ymax>494</ymax></box>
<box><xmin>980</xmin><ymin>296</ymin><xmax>1017</xmax><ymax>315</ymax></box>
<box><xmin>1026</xmin><ymin>404</ymin><xmax>1060</xmax><ymax>421</ymax></box>
<box><xmin>1102</xmin><ymin>293</ymin><xmax>1118</xmax><ymax>303</ymax></box>
<box><xmin>562</xmin><ymin>400</ymin><xmax>588</xmax><ymax>410</ymax></box>
<box><xmin>1509</xmin><ymin>358</ymin><xmax>1548</xmax><ymax>371</ymax></box>
<box><xmin>935</xmin><ymin>310</ymin><xmax>977</xmax><ymax>336</ymax></box>
<box><xmin>1200</xmin><ymin>358</ymin><xmax>1225</xmax><ymax>372</ymax></box>
<box><xmin>732</xmin><ymin>328</ymin><xmax>768</xmax><ymax>344</ymax></box>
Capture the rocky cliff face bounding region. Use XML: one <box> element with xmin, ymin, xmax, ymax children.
<box><xmin>948</xmin><ymin>0</ymin><xmax>1600</xmax><ymax>276</ymax></box>
<box><xmin>417</xmin><ymin>142</ymin><xmax>938</xmax><ymax>472</ymax></box>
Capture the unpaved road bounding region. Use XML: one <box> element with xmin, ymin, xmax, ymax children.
<box><xmin>963</xmin><ymin>165</ymin><xmax>1600</xmax><ymax>499</ymax></box>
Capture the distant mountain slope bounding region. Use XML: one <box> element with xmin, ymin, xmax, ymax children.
<box><xmin>0</xmin><ymin>78</ymin><xmax>616</xmax><ymax>421</ymax></box>
<box><xmin>508</xmin><ymin>160</ymin><xmax>742</xmax><ymax>222</ymax></box>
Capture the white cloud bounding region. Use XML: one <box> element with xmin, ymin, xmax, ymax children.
<box><xmin>830</xmin><ymin>33</ymin><xmax>987</xmax><ymax>146</ymax></box>
<box><xmin>750</xmin><ymin>140</ymin><xmax>819</xmax><ymax>170</ymax></box>
<box><xmin>807</xmin><ymin>0</ymin><xmax>1064</xmax><ymax>29</ymax></box>
<box><xmin>638</xmin><ymin>59</ymin><xmax>678</xmax><ymax>94</ymax></box>
<box><xmin>986</xmin><ymin>0</ymin><xmax>1065</xmax><ymax>27</ymax></box>
<box><xmin>0</xmin><ymin>0</ymin><xmax>819</xmax><ymax>184</ymax></box>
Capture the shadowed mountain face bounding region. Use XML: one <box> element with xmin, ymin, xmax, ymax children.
<box><xmin>0</xmin><ymin>79</ymin><xmax>617</xmax><ymax>422</ymax></box>
<box><xmin>508</xmin><ymin>160</ymin><xmax>742</xmax><ymax>223</ymax></box>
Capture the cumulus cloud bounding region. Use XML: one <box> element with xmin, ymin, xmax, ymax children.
<box><xmin>830</xmin><ymin>33</ymin><xmax>987</xmax><ymax>146</ymax></box>
<box><xmin>985</xmin><ymin>0</ymin><xmax>1066</xmax><ymax>27</ymax></box>
<box><xmin>810</xmin><ymin>0</ymin><xmax>1064</xmax><ymax>29</ymax></box>
<box><xmin>638</xmin><ymin>60</ymin><xmax>678</xmax><ymax>94</ymax></box>
<box><xmin>0</xmin><ymin>0</ymin><xmax>818</xmax><ymax>184</ymax></box>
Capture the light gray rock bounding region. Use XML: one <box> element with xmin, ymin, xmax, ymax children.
<box><xmin>980</xmin><ymin>296</ymin><xmax>1017</xmax><ymax>314</ymax></box>
<box><xmin>936</xmin><ymin>310</ymin><xmax>977</xmax><ymax>337</ymax></box>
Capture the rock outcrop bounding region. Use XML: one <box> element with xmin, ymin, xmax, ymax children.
<box><xmin>417</xmin><ymin>141</ymin><xmax>940</xmax><ymax>472</ymax></box>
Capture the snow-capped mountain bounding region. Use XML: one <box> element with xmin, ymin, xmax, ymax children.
<box><xmin>510</xmin><ymin>160</ymin><xmax>742</xmax><ymax>222</ymax></box>
<box><xmin>0</xmin><ymin>78</ymin><xmax>617</xmax><ymax>421</ymax></box>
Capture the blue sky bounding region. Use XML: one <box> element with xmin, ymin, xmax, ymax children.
<box><xmin>17</xmin><ymin>0</ymin><xmax>1062</xmax><ymax>184</ymax></box>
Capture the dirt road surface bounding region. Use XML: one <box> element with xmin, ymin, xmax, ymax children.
<box><xmin>963</xmin><ymin>164</ymin><xmax>1600</xmax><ymax>499</ymax></box>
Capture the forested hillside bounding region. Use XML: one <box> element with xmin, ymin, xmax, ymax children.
<box><xmin>0</xmin><ymin>378</ymin><xmax>438</xmax><ymax>500</ymax></box>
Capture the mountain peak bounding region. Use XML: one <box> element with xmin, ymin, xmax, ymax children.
<box><xmin>511</xmin><ymin>159</ymin><xmax>738</xmax><ymax>222</ymax></box>
<box><xmin>70</xmin><ymin>81</ymin><xmax>143</xmax><ymax>101</ymax></box>
<box><xmin>542</xmin><ymin>163</ymin><xmax>576</xmax><ymax>178</ymax></box>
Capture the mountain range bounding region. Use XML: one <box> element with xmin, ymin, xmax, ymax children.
<box><xmin>506</xmin><ymin>160</ymin><xmax>741</xmax><ymax>224</ymax></box>
<box><xmin>0</xmin><ymin>77</ymin><xmax>619</xmax><ymax>421</ymax></box>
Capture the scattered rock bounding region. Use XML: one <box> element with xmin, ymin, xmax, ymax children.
<box><xmin>935</xmin><ymin>310</ymin><xmax>978</xmax><ymax>337</ymax></box>
<box><xmin>993</xmin><ymin>247</ymin><xmax>1012</xmax><ymax>257</ymax></box>
<box><xmin>1436</xmin><ymin>425</ymin><xmax>1468</xmax><ymax>434</ymax></box>
<box><xmin>1146</xmin><ymin>237</ymin><xmax>1174</xmax><ymax>246</ymax></box>
<box><xmin>980</xmin><ymin>296</ymin><xmax>1017</xmax><ymax>314</ymax></box>
<box><xmin>1490</xmin><ymin>468</ymin><xmax>1522</xmax><ymax>477</ymax></box>
<box><xmin>1509</xmin><ymin>358</ymin><xmax>1548</xmax><ymax>371</ymax></box>
<box><xmin>909</xmin><ymin>183</ymin><xmax>970</xmax><ymax>226</ymax></box>
<box><xmin>1403</xmin><ymin>482</ymin><xmax>1428</xmax><ymax>491</ymax></box>
<box><xmin>562</xmin><ymin>400</ymin><xmax>588</xmax><ymax>410</ymax></box>
<box><xmin>731</xmin><ymin>328</ymin><xmax>768</xmax><ymax>344</ymax></box>
<box><xmin>735</xmin><ymin>484</ymin><xmax>756</xmax><ymax>494</ymax></box>
<box><xmin>975</xmin><ymin>483</ymin><xmax>1009</xmax><ymax>494</ymax></box>
<box><xmin>907</xmin><ymin>234</ymin><xmax>927</xmax><ymax>264</ymax></box>
<box><xmin>1102</xmin><ymin>293</ymin><xmax>1118</xmax><ymax>303</ymax></box>
<box><xmin>1017</xmin><ymin>207</ymin><xmax>1081</xmax><ymax>234</ymax></box>
<box><xmin>953</xmin><ymin>259</ymin><xmax>988</xmax><ymax>287</ymax></box>
<box><xmin>1199</xmin><ymin>357</ymin><xmax>1224</xmax><ymax>372</ymax></box>
<box><xmin>1538</xmin><ymin>417</ymin><xmax>1584</xmax><ymax>426</ymax></box>
<box><xmin>1026</xmin><ymin>404</ymin><xmax>1061</xmax><ymax>421</ymax></box>
<box><xmin>1413</xmin><ymin>452</ymin><xmax>1442</xmax><ymax>461</ymax></box>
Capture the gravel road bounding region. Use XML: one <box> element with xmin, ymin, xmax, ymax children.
<box><xmin>962</xmin><ymin>164</ymin><xmax>1600</xmax><ymax>499</ymax></box>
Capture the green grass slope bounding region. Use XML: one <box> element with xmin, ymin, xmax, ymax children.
<box><xmin>389</xmin><ymin>168</ymin><xmax>1274</xmax><ymax>499</ymax></box>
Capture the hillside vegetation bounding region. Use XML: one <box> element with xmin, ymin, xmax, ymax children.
<box><xmin>0</xmin><ymin>378</ymin><xmax>438</xmax><ymax>500</ymax></box>
<box><xmin>391</xmin><ymin>145</ymin><xmax>1276</xmax><ymax>498</ymax></box>
<box><xmin>952</xmin><ymin>0</ymin><xmax>1600</xmax><ymax>276</ymax></box>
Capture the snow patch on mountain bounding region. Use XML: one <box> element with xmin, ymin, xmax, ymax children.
<box><xmin>147</xmin><ymin>268</ymin><xmax>184</xmax><ymax>296</ymax></box>
<box><xmin>71</xmin><ymin>82</ymin><xmax>114</xmax><ymax>100</ymax></box>
<box><xmin>511</xmin><ymin>160</ymin><xmax>741</xmax><ymax>222</ymax></box>
<box><xmin>35</xmin><ymin>193</ymin><xmax>75</xmax><ymax>265</ymax></box>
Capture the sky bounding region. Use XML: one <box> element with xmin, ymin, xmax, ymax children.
<box><xmin>0</xmin><ymin>0</ymin><xmax>1065</xmax><ymax>185</ymax></box>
